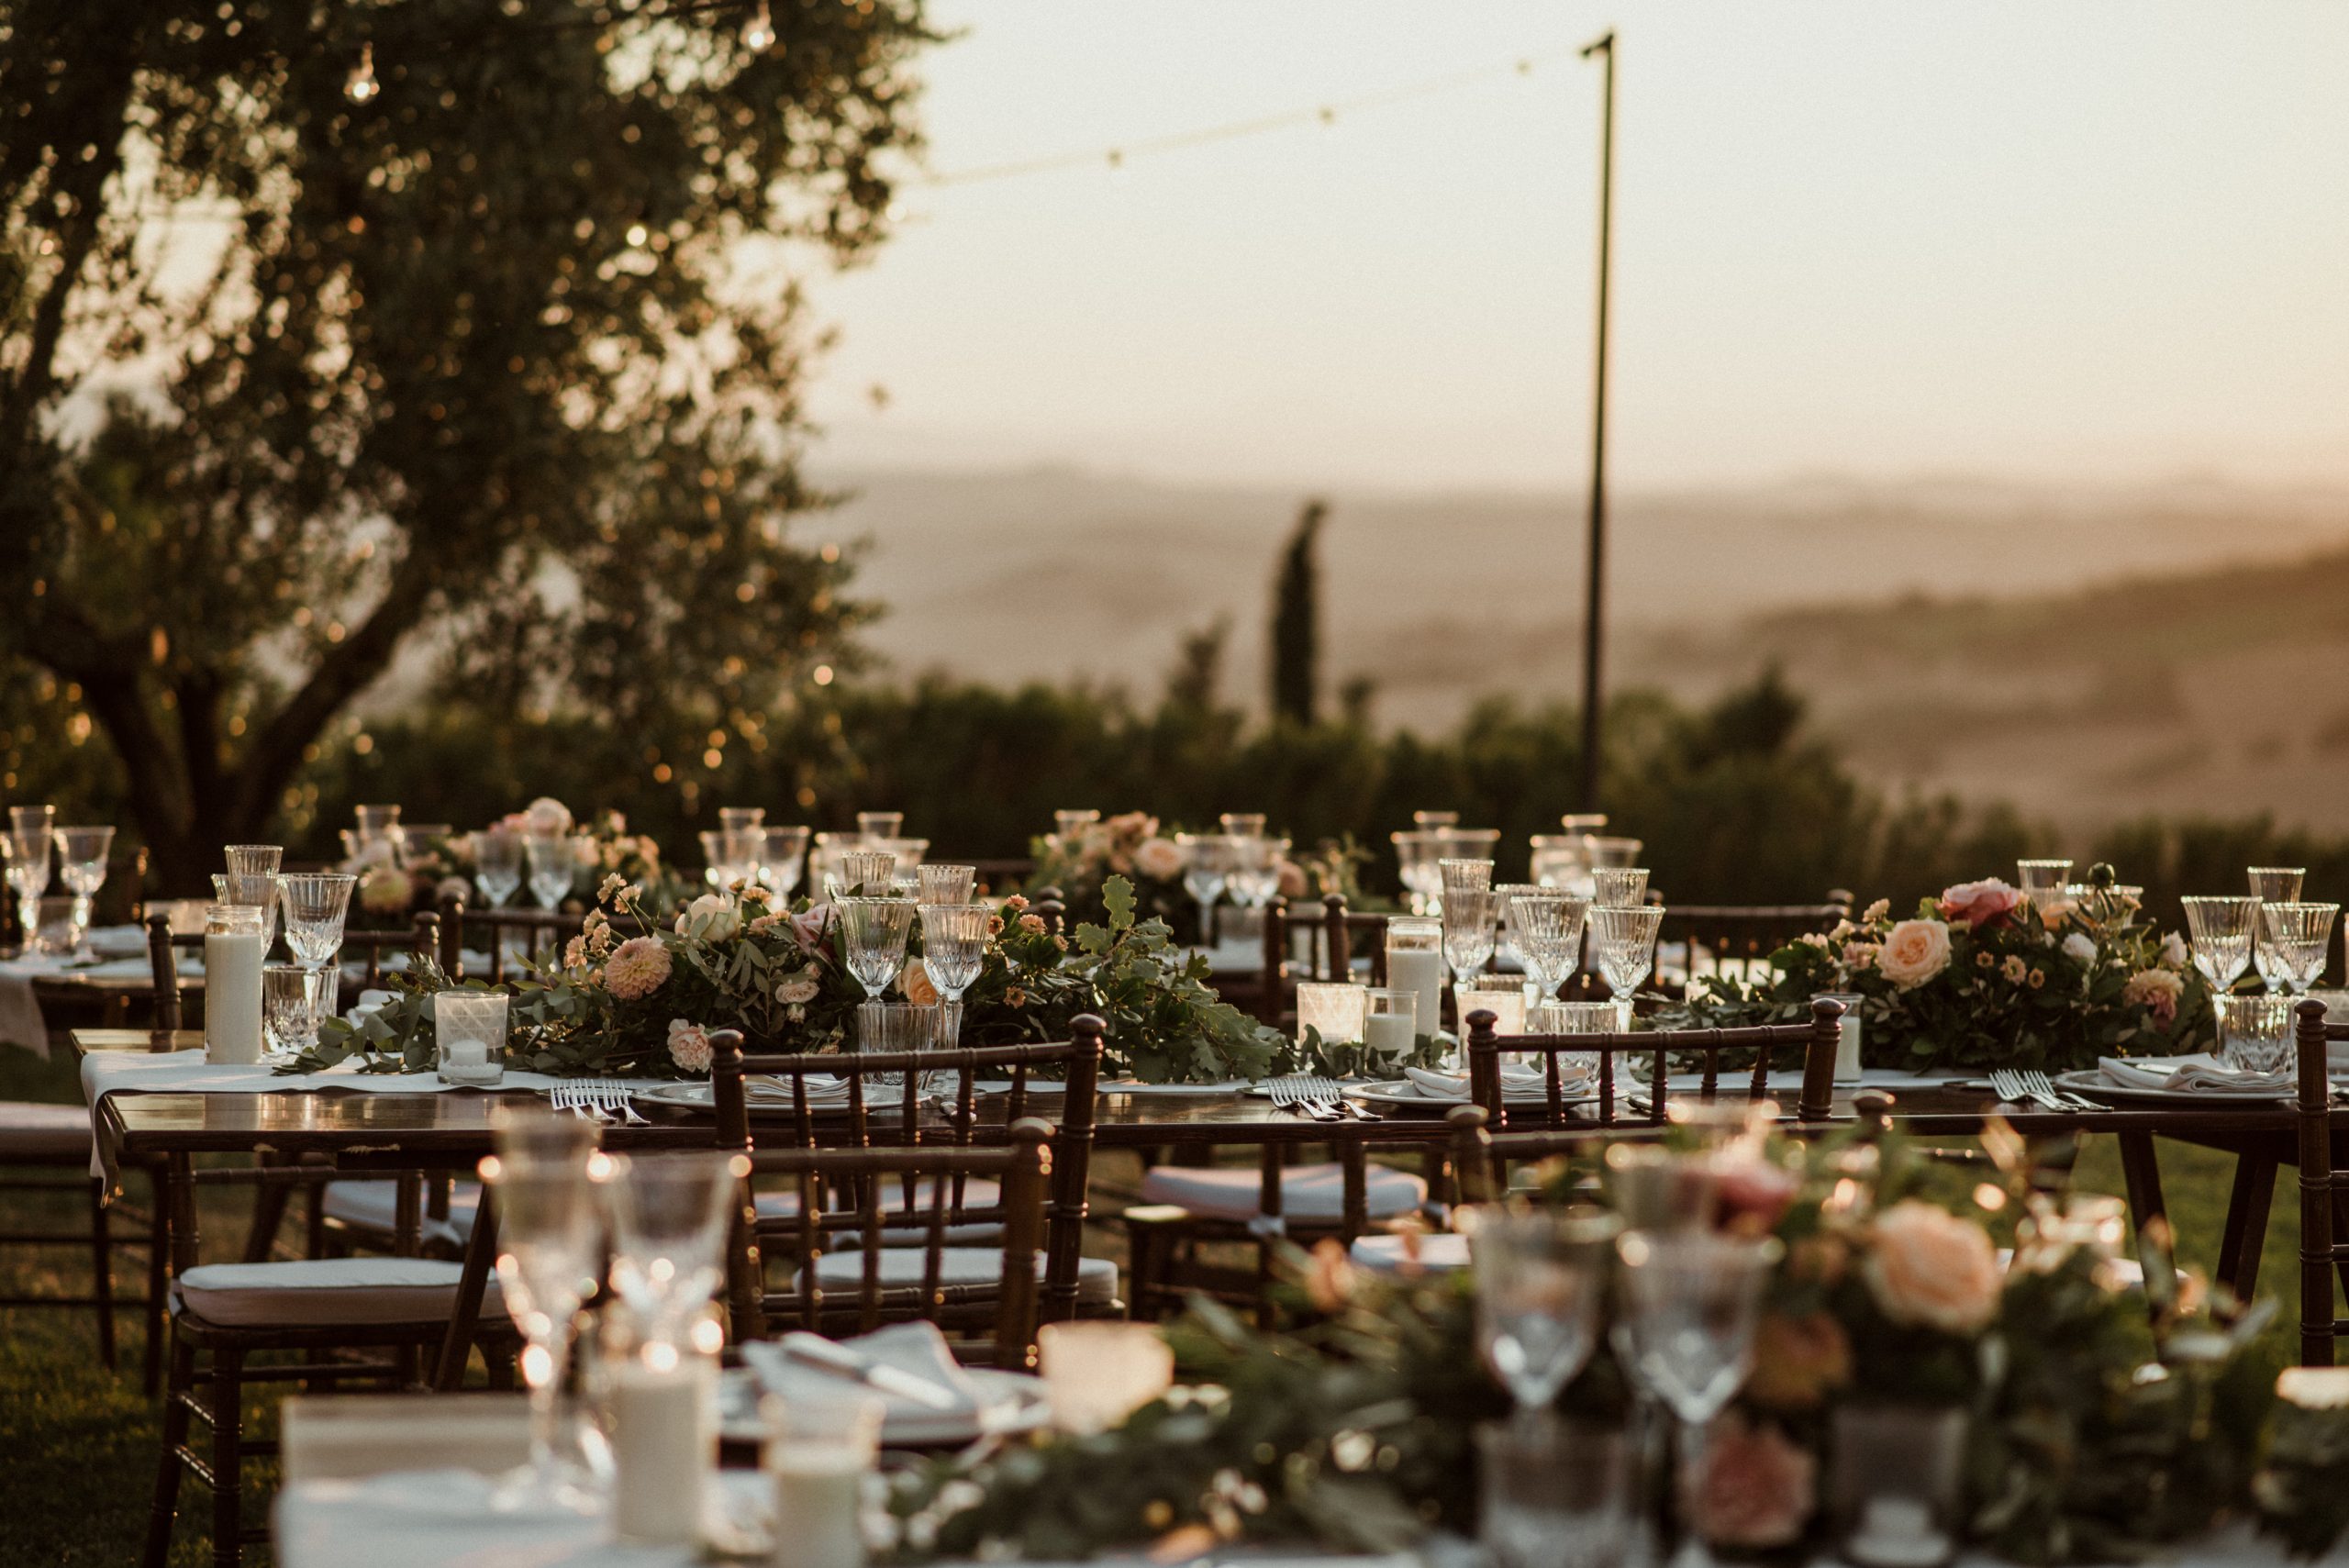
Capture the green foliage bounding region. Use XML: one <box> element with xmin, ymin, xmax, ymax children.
<box><xmin>0</xmin><ymin>0</ymin><xmax>930</xmax><ymax>884</ymax></box>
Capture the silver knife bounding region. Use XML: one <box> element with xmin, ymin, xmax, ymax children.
<box><xmin>780</xmin><ymin>1336</ymin><xmax>960</xmax><ymax>1410</ymax></box>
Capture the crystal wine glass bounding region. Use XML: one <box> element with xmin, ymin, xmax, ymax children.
<box><xmin>1439</xmin><ymin>857</ymin><xmax>1496</xmax><ymax>902</ymax></box>
<box><xmin>525</xmin><ymin>833</ymin><xmax>575</xmax><ymax>911</ymax></box>
<box><xmin>2016</xmin><ymin>859</ymin><xmax>2074</xmax><ymax>914</ymax></box>
<box><xmin>601</xmin><ymin>1151</ymin><xmax>738</xmax><ymax>1342</ymax></box>
<box><xmin>1508</xmin><ymin>888</ymin><xmax>1590</xmax><ymax>1003</ymax></box>
<box><xmin>473</xmin><ymin>826</ymin><xmax>523</xmax><ymax>908</ymax></box>
<box><xmin>52</xmin><ymin>825</ymin><xmax>113</xmax><ymax>933</ymax></box>
<box><xmin>855</xmin><ymin>810</ymin><xmax>904</xmax><ymax>842</ymax></box>
<box><xmin>1466</xmin><ymin>1206</ymin><xmax>1622</xmax><ymax>1418</ymax></box>
<box><xmin>1442</xmin><ymin>887</ymin><xmax>1499</xmax><ymax>1003</ymax></box>
<box><xmin>1589</xmin><ymin>866</ymin><xmax>1649</xmax><ymax>909</ymax></box>
<box><xmin>2215</xmin><ymin>993</ymin><xmax>2294</xmax><ymax>1075</ymax></box>
<box><xmin>223</xmin><ymin>844</ymin><xmax>284</xmax><ymax>951</ymax></box>
<box><xmin>718</xmin><ymin>806</ymin><xmax>766</xmax><ymax>835</ymax></box>
<box><xmin>352</xmin><ymin>804</ymin><xmax>402</xmax><ymax>851</ymax></box>
<box><xmin>1587</xmin><ymin>904</ymin><xmax>1665</xmax><ymax>1032</ymax></box>
<box><xmin>2181</xmin><ymin>895</ymin><xmax>2259</xmax><ymax>994</ymax></box>
<box><xmin>835</xmin><ymin>896</ymin><xmax>916</xmax><ymax>1000</ymax></box>
<box><xmin>1613</xmin><ymin>1229</ymin><xmax>1781</xmax><ymax>1566</ymax></box>
<box><xmin>2262</xmin><ymin>902</ymin><xmax>2339</xmax><ymax>996</ymax></box>
<box><xmin>1218</xmin><ymin>812</ymin><xmax>1267</xmax><ymax>840</ymax></box>
<box><xmin>831</xmin><ymin>848</ymin><xmax>896</xmax><ymax>897</ymax></box>
<box><xmin>2250</xmin><ymin>866</ymin><xmax>2307</xmax><ymax>906</ymax></box>
<box><xmin>759</xmin><ymin>825</ymin><xmax>810</xmax><ymax>900</ymax></box>
<box><xmin>1176</xmin><ymin>832</ymin><xmax>1231</xmax><ymax>945</ymax></box>
<box><xmin>918</xmin><ymin>863</ymin><xmax>977</xmax><ymax>906</ymax></box>
<box><xmin>3</xmin><ymin>804</ymin><xmax>54</xmax><ymax>944</ymax></box>
<box><xmin>483</xmin><ymin>1112</ymin><xmax>606</xmax><ymax>1515</ymax></box>
<box><xmin>280</xmin><ymin>873</ymin><xmax>357</xmax><ymax>973</ymax></box>
<box><xmin>919</xmin><ymin>901</ymin><xmax>989</xmax><ymax>1047</ymax></box>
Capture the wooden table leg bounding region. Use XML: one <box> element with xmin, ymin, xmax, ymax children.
<box><xmin>2216</xmin><ymin>1154</ymin><xmax>2278</xmax><ymax>1304</ymax></box>
<box><xmin>2116</xmin><ymin>1131</ymin><xmax>2166</xmax><ymax>1238</ymax></box>
<box><xmin>434</xmin><ymin>1187</ymin><xmax>497</xmax><ymax>1392</ymax></box>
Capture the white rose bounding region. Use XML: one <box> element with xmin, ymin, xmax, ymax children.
<box><xmin>1132</xmin><ymin>836</ymin><xmax>1185</xmax><ymax>881</ymax></box>
<box><xmin>2060</xmin><ymin>933</ymin><xmax>2098</xmax><ymax>965</ymax></box>
<box><xmin>1876</xmin><ymin>918</ymin><xmax>1952</xmax><ymax>990</ymax></box>
<box><xmin>2159</xmin><ymin>932</ymin><xmax>2188</xmax><ymax>968</ymax></box>
<box><xmin>524</xmin><ymin>796</ymin><xmax>574</xmax><ymax>836</ymax></box>
<box><xmin>674</xmin><ymin>892</ymin><xmax>742</xmax><ymax>943</ymax></box>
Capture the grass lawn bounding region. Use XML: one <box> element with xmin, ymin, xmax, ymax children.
<box><xmin>0</xmin><ymin>1040</ymin><xmax>2306</xmax><ymax>1567</ymax></box>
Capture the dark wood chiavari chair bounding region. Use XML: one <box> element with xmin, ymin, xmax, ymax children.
<box><xmin>707</xmin><ymin>1017</ymin><xmax>1108</xmax><ymax>1347</ymax></box>
<box><xmin>1455</xmin><ymin>999</ymin><xmax>1843</xmax><ymax>1193</ymax></box>
<box><xmin>432</xmin><ymin>896</ymin><xmax>587</xmax><ymax>984</ymax></box>
<box><xmin>1654</xmin><ymin>894</ymin><xmax>1854</xmax><ymax>998</ymax></box>
<box><xmin>2297</xmin><ymin>998</ymin><xmax>2349</xmax><ymax>1365</ymax></box>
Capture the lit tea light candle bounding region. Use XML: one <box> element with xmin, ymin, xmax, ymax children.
<box><xmin>1037</xmin><ymin>1322</ymin><xmax>1174</xmax><ymax>1436</ymax></box>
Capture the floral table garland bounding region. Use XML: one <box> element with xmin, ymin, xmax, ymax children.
<box><xmin>1660</xmin><ymin>871</ymin><xmax>2216</xmax><ymax>1073</ymax></box>
<box><xmin>286</xmin><ymin>874</ymin><xmax>1433</xmax><ymax>1084</ymax></box>
<box><xmin>884</xmin><ymin>1118</ymin><xmax>2349</xmax><ymax>1565</ymax></box>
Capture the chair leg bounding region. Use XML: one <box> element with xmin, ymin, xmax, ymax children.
<box><xmin>143</xmin><ymin>1182</ymin><xmax>170</xmax><ymax>1396</ymax></box>
<box><xmin>143</xmin><ymin>1335</ymin><xmax>195</xmax><ymax>1568</ymax></box>
<box><xmin>210</xmin><ymin>1346</ymin><xmax>246</xmax><ymax>1568</ymax></box>
<box><xmin>89</xmin><ymin>1178</ymin><xmax>117</xmax><ymax>1370</ymax></box>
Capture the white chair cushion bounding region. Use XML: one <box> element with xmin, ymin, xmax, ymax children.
<box><xmin>1349</xmin><ymin>1232</ymin><xmax>1470</xmax><ymax>1274</ymax></box>
<box><xmin>322</xmin><ymin>1180</ymin><xmax>480</xmax><ymax>1248</ymax></box>
<box><xmin>0</xmin><ymin>1100</ymin><xmax>91</xmax><ymax>1159</ymax></box>
<box><xmin>175</xmin><ymin>1257</ymin><xmax>505</xmax><ymax>1328</ymax></box>
<box><xmin>804</xmin><ymin>1247</ymin><xmax>1118</xmax><ymax>1304</ymax></box>
<box><xmin>1137</xmin><ymin>1162</ymin><xmax>1427</xmax><ymax>1224</ymax></box>
<box><xmin>757</xmin><ymin>1176</ymin><xmax>1004</xmax><ymax>1248</ymax></box>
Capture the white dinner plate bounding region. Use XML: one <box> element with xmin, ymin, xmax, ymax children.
<box><xmin>1345</xmin><ymin>1078</ymin><xmax>1595</xmax><ymax>1108</ymax></box>
<box><xmin>631</xmin><ymin>1081</ymin><xmax>910</xmax><ymax>1114</ymax></box>
<box><xmin>2052</xmin><ymin>1068</ymin><xmax>2294</xmax><ymax>1106</ymax></box>
<box><xmin>717</xmin><ymin>1364</ymin><xmax>1049</xmax><ymax>1446</ymax></box>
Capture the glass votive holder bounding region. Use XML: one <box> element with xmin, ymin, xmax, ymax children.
<box><xmin>1295</xmin><ymin>981</ymin><xmax>1369</xmax><ymax>1048</ymax></box>
<box><xmin>33</xmin><ymin>894</ymin><xmax>83</xmax><ymax>956</ymax></box>
<box><xmin>763</xmin><ymin>1389</ymin><xmax>884</xmax><ymax>1568</ymax></box>
<box><xmin>1037</xmin><ymin>1321</ymin><xmax>1174</xmax><ymax>1436</ymax></box>
<box><xmin>1814</xmin><ymin>990</ymin><xmax>1865</xmax><ymax>1083</ymax></box>
<box><xmin>1477</xmin><ymin>1415</ymin><xmax>1632</xmax><ymax>1568</ymax></box>
<box><xmin>1455</xmin><ymin>977</ymin><xmax>1528</xmax><ymax>1037</ymax></box>
<box><xmin>1363</xmin><ymin>988</ymin><xmax>1419</xmax><ymax>1062</ymax></box>
<box><xmin>2216</xmin><ymin>993</ymin><xmax>2293</xmax><ymax>1075</ymax></box>
<box><xmin>435</xmin><ymin>989</ymin><xmax>509</xmax><ymax>1086</ymax></box>
<box><xmin>262</xmin><ymin>964</ymin><xmax>334</xmax><ymax>1056</ymax></box>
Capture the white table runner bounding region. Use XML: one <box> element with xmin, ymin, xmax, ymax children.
<box><xmin>0</xmin><ymin>925</ymin><xmax>185</xmax><ymax>1057</ymax></box>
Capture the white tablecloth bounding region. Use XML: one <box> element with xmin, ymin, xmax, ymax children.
<box><xmin>0</xmin><ymin>925</ymin><xmax>178</xmax><ymax>1057</ymax></box>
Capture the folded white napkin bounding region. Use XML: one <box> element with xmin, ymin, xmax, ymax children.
<box><xmin>740</xmin><ymin>1321</ymin><xmax>982</xmax><ymax>1421</ymax></box>
<box><xmin>2098</xmin><ymin>1054</ymin><xmax>2293</xmax><ymax>1095</ymax></box>
<box><xmin>751</xmin><ymin>1073</ymin><xmax>852</xmax><ymax>1102</ymax></box>
<box><xmin>1402</xmin><ymin>1063</ymin><xmax>1575</xmax><ymax>1101</ymax></box>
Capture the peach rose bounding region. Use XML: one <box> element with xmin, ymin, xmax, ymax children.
<box><xmin>1937</xmin><ymin>877</ymin><xmax>2025</xmax><ymax>929</ymax></box>
<box><xmin>1133</xmin><ymin>836</ymin><xmax>1185</xmax><ymax>881</ymax></box>
<box><xmin>1276</xmin><ymin>860</ymin><xmax>1308</xmax><ymax>899</ymax></box>
<box><xmin>774</xmin><ymin>972</ymin><xmax>820</xmax><ymax>1006</ymax></box>
<box><xmin>1865</xmin><ymin>1199</ymin><xmax>2001</xmax><ymax>1334</ymax></box>
<box><xmin>2122</xmin><ymin>966</ymin><xmax>2184</xmax><ymax>1024</ymax></box>
<box><xmin>901</xmin><ymin>964</ymin><xmax>939</xmax><ymax>1006</ymax></box>
<box><xmin>1744</xmin><ymin>1311</ymin><xmax>1852</xmax><ymax>1411</ymax></box>
<box><xmin>665</xmin><ymin>1018</ymin><xmax>713</xmax><ymax>1073</ymax></box>
<box><xmin>1876</xmin><ymin>918</ymin><xmax>1952</xmax><ymax>990</ymax></box>
<box><xmin>1303</xmin><ymin>1237</ymin><xmax>1356</xmax><ymax>1313</ymax></box>
<box><xmin>1690</xmin><ymin>1412</ymin><xmax>1815</xmax><ymax>1550</ymax></box>
<box><xmin>524</xmin><ymin>797</ymin><xmax>573</xmax><ymax>836</ymax></box>
<box><xmin>602</xmin><ymin>936</ymin><xmax>673</xmax><ymax>999</ymax></box>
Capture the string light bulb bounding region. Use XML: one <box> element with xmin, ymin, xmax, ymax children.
<box><xmin>345</xmin><ymin>42</ymin><xmax>379</xmax><ymax>104</ymax></box>
<box><xmin>741</xmin><ymin>1</ymin><xmax>775</xmax><ymax>51</ymax></box>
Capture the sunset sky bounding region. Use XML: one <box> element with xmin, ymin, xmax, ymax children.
<box><xmin>798</xmin><ymin>1</ymin><xmax>2349</xmax><ymax>492</ymax></box>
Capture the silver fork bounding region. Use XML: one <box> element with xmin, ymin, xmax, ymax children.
<box><xmin>558</xmin><ymin>1083</ymin><xmax>612</xmax><ymax>1123</ymax></box>
<box><xmin>2021</xmin><ymin>1069</ymin><xmax>2110</xmax><ymax>1114</ymax></box>
<box><xmin>588</xmin><ymin>1078</ymin><xmax>651</xmax><ymax>1125</ymax></box>
<box><xmin>1269</xmin><ymin>1078</ymin><xmax>1342</xmax><ymax>1122</ymax></box>
<box><xmin>1988</xmin><ymin>1069</ymin><xmax>2057</xmax><ymax>1111</ymax></box>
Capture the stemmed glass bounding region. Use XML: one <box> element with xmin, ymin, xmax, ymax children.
<box><xmin>281</xmin><ymin>873</ymin><xmax>357</xmax><ymax>974</ymax></box>
<box><xmin>1590</xmin><ymin>867</ymin><xmax>1649</xmax><ymax>909</ymax></box>
<box><xmin>1175</xmin><ymin>832</ymin><xmax>1231</xmax><ymax>946</ymax></box>
<box><xmin>2181</xmin><ymin>896</ymin><xmax>2259</xmax><ymax>994</ymax></box>
<box><xmin>1443</xmin><ymin>888</ymin><xmax>1499</xmax><ymax>1013</ymax></box>
<box><xmin>352</xmin><ymin>804</ymin><xmax>402</xmax><ymax>854</ymax></box>
<box><xmin>525</xmin><ymin>834</ymin><xmax>575</xmax><ymax>911</ymax></box>
<box><xmin>918</xmin><ymin>864</ymin><xmax>977</xmax><ymax>906</ymax></box>
<box><xmin>1466</xmin><ymin>1206</ymin><xmax>1622</xmax><ymax>1421</ymax></box>
<box><xmin>2017</xmin><ymin>859</ymin><xmax>2074</xmax><ymax>916</ymax></box>
<box><xmin>1218</xmin><ymin>812</ymin><xmax>1267</xmax><ymax>840</ymax></box>
<box><xmin>718</xmin><ymin>806</ymin><xmax>767</xmax><ymax>836</ymax></box>
<box><xmin>483</xmin><ymin>1111</ymin><xmax>607</xmax><ymax>1515</ymax></box>
<box><xmin>601</xmin><ymin>1151</ymin><xmax>739</xmax><ymax>1343</ymax></box>
<box><xmin>1508</xmin><ymin>888</ymin><xmax>1591</xmax><ymax>1004</ymax></box>
<box><xmin>2250</xmin><ymin>866</ymin><xmax>2307</xmax><ymax>906</ymax></box>
<box><xmin>473</xmin><ymin>826</ymin><xmax>524</xmax><ymax>909</ymax></box>
<box><xmin>835</xmin><ymin>896</ymin><xmax>917</xmax><ymax>1001</ymax></box>
<box><xmin>223</xmin><ymin>844</ymin><xmax>284</xmax><ymax>951</ymax></box>
<box><xmin>759</xmin><ymin>826</ymin><xmax>811</xmax><ymax>900</ymax></box>
<box><xmin>855</xmin><ymin>810</ymin><xmax>904</xmax><ymax>842</ymax></box>
<box><xmin>4</xmin><ymin>804</ymin><xmax>55</xmax><ymax>943</ymax></box>
<box><xmin>1440</xmin><ymin>857</ymin><xmax>1495</xmax><ymax>901</ymax></box>
<box><xmin>2261</xmin><ymin>903</ymin><xmax>2340</xmax><ymax>998</ymax></box>
<box><xmin>1613</xmin><ymin>1229</ymin><xmax>1781</xmax><ymax>1567</ymax></box>
<box><xmin>53</xmin><ymin>826</ymin><xmax>113</xmax><ymax>935</ymax></box>
<box><xmin>918</xmin><ymin>902</ymin><xmax>989</xmax><ymax>1047</ymax></box>
<box><xmin>1588</xmin><ymin>905</ymin><xmax>1666</xmax><ymax>1031</ymax></box>
<box><xmin>832</xmin><ymin>849</ymin><xmax>897</xmax><ymax>897</ymax></box>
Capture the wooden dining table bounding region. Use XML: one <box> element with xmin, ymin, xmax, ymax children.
<box><xmin>73</xmin><ymin>1029</ymin><xmax>2317</xmax><ymax>1387</ymax></box>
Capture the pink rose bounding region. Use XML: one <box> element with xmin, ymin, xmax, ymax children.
<box><xmin>1937</xmin><ymin>878</ymin><xmax>2025</xmax><ymax>929</ymax></box>
<box><xmin>1133</xmin><ymin>836</ymin><xmax>1185</xmax><ymax>882</ymax></box>
<box><xmin>788</xmin><ymin>904</ymin><xmax>833</xmax><ymax>952</ymax></box>
<box><xmin>1690</xmin><ymin>1412</ymin><xmax>1815</xmax><ymax>1550</ymax></box>
<box><xmin>603</xmin><ymin>936</ymin><xmax>673</xmax><ymax>999</ymax></box>
<box><xmin>666</xmin><ymin>1018</ymin><xmax>713</xmax><ymax>1073</ymax></box>
<box><xmin>1865</xmin><ymin>1199</ymin><xmax>2001</xmax><ymax>1334</ymax></box>
<box><xmin>1876</xmin><ymin>919</ymin><xmax>1952</xmax><ymax>990</ymax></box>
<box><xmin>2122</xmin><ymin>966</ymin><xmax>2184</xmax><ymax>1024</ymax></box>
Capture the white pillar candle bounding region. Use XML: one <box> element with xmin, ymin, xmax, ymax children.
<box><xmin>771</xmin><ymin>1446</ymin><xmax>868</xmax><ymax>1568</ymax></box>
<box><xmin>1818</xmin><ymin>992</ymin><xmax>1865</xmax><ymax>1084</ymax></box>
<box><xmin>1363</xmin><ymin>1010</ymin><xmax>1417</xmax><ymax>1062</ymax></box>
<box><xmin>611</xmin><ymin>1357</ymin><xmax>716</xmax><ymax>1543</ymax></box>
<box><xmin>203</xmin><ymin>913</ymin><xmax>266</xmax><ymax>1066</ymax></box>
<box><xmin>1385</xmin><ymin>948</ymin><xmax>1447</xmax><ymax>1046</ymax></box>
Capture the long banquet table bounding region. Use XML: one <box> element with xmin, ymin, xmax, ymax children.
<box><xmin>76</xmin><ymin>1029</ymin><xmax>2317</xmax><ymax>1387</ymax></box>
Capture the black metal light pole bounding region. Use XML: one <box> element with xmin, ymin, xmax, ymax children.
<box><xmin>1577</xmin><ymin>29</ymin><xmax>1615</xmax><ymax>814</ymax></box>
